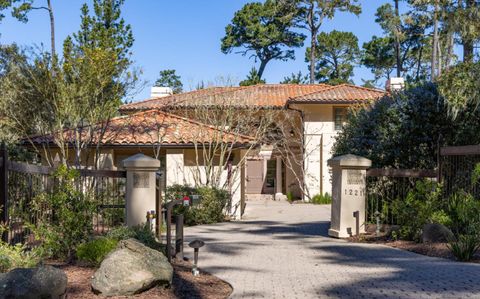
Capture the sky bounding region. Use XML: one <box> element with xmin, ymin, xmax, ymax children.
<box><xmin>0</xmin><ymin>0</ymin><xmax>409</xmax><ymax>101</ymax></box>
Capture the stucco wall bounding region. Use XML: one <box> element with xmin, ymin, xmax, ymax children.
<box><xmin>165</xmin><ymin>148</ymin><xmax>246</xmax><ymax>218</ymax></box>
<box><xmin>293</xmin><ymin>104</ymin><xmax>342</xmax><ymax>200</ymax></box>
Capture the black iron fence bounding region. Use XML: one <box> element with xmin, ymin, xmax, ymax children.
<box><xmin>366</xmin><ymin>168</ymin><xmax>437</xmax><ymax>225</ymax></box>
<box><xmin>439</xmin><ymin>145</ymin><xmax>480</xmax><ymax>197</ymax></box>
<box><xmin>0</xmin><ymin>146</ymin><xmax>126</xmax><ymax>245</ymax></box>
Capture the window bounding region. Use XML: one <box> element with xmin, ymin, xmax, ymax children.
<box><xmin>265</xmin><ymin>160</ymin><xmax>276</xmax><ymax>188</ymax></box>
<box><xmin>334</xmin><ymin>107</ymin><xmax>347</xmax><ymax>131</ymax></box>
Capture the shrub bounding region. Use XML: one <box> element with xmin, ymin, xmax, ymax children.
<box><xmin>448</xmin><ymin>235</ymin><xmax>480</xmax><ymax>262</ymax></box>
<box><xmin>165</xmin><ymin>185</ymin><xmax>229</xmax><ymax>226</ymax></box>
<box><xmin>76</xmin><ymin>237</ymin><xmax>118</xmax><ymax>266</ymax></box>
<box><xmin>107</xmin><ymin>224</ymin><xmax>164</xmax><ymax>252</ymax></box>
<box><xmin>0</xmin><ymin>243</ymin><xmax>42</xmax><ymax>273</ymax></box>
<box><xmin>30</xmin><ymin>165</ymin><xmax>96</xmax><ymax>261</ymax></box>
<box><xmin>391</xmin><ymin>180</ymin><xmax>444</xmax><ymax>241</ymax></box>
<box><xmin>286</xmin><ymin>191</ymin><xmax>294</xmax><ymax>203</ymax></box>
<box><xmin>311</xmin><ymin>193</ymin><xmax>332</xmax><ymax>205</ymax></box>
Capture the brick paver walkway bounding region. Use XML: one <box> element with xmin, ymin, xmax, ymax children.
<box><xmin>184</xmin><ymin>200</ymin><xmax>480</xmax><ymax>299</ymax></box>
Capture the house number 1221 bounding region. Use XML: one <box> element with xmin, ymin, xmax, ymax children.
<box><xmin>344</xmin><ymin>189</ymin><xmax>364</xmax><ymax>196</ymax></box>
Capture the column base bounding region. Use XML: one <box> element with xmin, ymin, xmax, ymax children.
<box><xmin>275</xmin><ymin>193</ymin><xmax>287</xmax><ymax>201</ymax></box>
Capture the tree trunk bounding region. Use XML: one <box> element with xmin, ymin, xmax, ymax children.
<box><xmin>431</xmin><ymin>0</ymin><xmax>439</xmax><ymax>80</ymax></box>
<box><xmin>257</xmin><ymin>59</ymin><xmax>268</xmax><ymax>80</ymax></box>
<box><xmin>394</xmin><ymin>0</ymin><xmax>402</xmax><ymax>77</ymax></box>
<box><xmin>463</xmin><ymin>0</ymin><xmax>475</xmax><ymax>63</ymax></box>
<box><xmin>310</xmin><ymin>29</ymin><xmax>316</xmax><ymax>83</ymax></box>
<box><xmin>47</xmin><ymin>0</ymin><xmax>56</xmax><ymax>59</ymax></box>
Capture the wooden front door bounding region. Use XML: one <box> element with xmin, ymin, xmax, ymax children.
<box><xmin>246</xmin><ymin>160</ymin><xmax>264</xmax><ymax>194</ymax></box>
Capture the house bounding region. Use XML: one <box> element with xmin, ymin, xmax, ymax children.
<box><xmin>29</xmin><ymin>83</ymin><xmax>385</xmax><ymax>218</ymax></box>
<box><xmin>120</xmin><ymin>84</ymin><xmax>385</xmax><ymax>206</ymax></box>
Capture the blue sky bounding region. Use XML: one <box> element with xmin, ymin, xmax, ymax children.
<box><xmin>0</xmin><ymin>0</ymin><xmax>407</xmax><ymax>101</ymax></box>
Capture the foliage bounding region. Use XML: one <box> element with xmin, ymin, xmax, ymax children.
<box><xmin>76</xmin><ymin>237</ymin><xmax>118</xmax><ymax>266</ymax></box>
<box><xmin>448</xmin><ymin>235</ymin><xmax>480</xmax><ymax>262</ymax></box>
<box><xmin>334</xmin><ymin>83</ymin><xmax>480</xmax><ymax>169</ymax></box>
<box><xmin>311</xmin><ymin>193</ymin><xmax>332</xmax><ymax>205</ymax></box>
<box><xmin>106</xmin><ymin>224</ymin><xmax>164</xmax><ymax>252</ymax></box>
<box><xmin>165</xmin><ymin>185</ymin><xmax>229</xmax><ymax>226</ymax></box>
<box><xmin>438</xmin><ymin>62</ymin><xmax>480</xmax><ymax>117</ymax></box>
<box><xmin>391</xmin><ymin>180</ymin><xmax>444</xmax><ymax>241</ymax></box>
<box><xmin>280</xmin><ymin>71</ymin><xmax>308</xmax><ymax>84</ymax></box>
<box><xmin>239</xmin><ymin>67</ymin><xmax>266</xmax><ymax>86</ymax></box>
<box><xmin>306</xmin><ymin>30</ymin><xmax>359</xmax><ymax>84</ymax></box>
<box><xmin>221</xmin><ymin>0</ymin><xmax>305</xmax><ymax>79</ymax></box>
<box><xmin>295</xmin><ymin>0</ymin><xmax>361</xmax><ymax>83</ymax></box>
<box><xmin>361</xmin><ymin>35</ymin><xmax>396</xmax><ymax>82</ymax></box>
<box><xmin>444</xmin><ymin>191</ymin><xmax>480</xmax><ymax>237</ymax></box>
<box><xmin>286</xmin><ymin>191</ymin><xmax>295</xmax><ymax>203</ymax></box>
<box><xmin>0</xmin><ymin>242</ymin><xmax>42</xmax><ymax>273</ymax></box>
<box><xmin>154</xmin><ymin>69</ymin><xmax>183</xmax><ymax>94</ymax></box>
<box><xmin>0</xmin><ymin>0</ymin><xmax>137</xmax><ymax>167</ymax></box>
<box><xmin>30</xmin><ymin>165</ymin><xmax>96</xmax><ymax>260</ymax></box>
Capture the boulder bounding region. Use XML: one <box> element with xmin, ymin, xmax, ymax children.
<box><xmin>0</xmin><ymin>265</ymin><xmax>67</xmax><ymax>299</ymax></box>
<box><xmin>422</xmin><ymin>223</ymin><xmax>455</xmax><ymax>243</ymax></box>
<box><xmin>91</xmin><ymin>238</ymin><xmax>173</xmax><ymax>296</ymax></box>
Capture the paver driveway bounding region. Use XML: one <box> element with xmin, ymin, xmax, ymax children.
<box><xmin>184</xmin><ymin>200</ymin><xmax>480</xmax><ymax>299</ymax></box>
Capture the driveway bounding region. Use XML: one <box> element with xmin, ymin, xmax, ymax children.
<box><xmin>184</xmin><ymin>200</ymin><xmax>480</xmax><ymax>299</ymax></box>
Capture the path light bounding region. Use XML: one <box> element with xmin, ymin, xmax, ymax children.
<box><xmin>188</xmin><ymin>239</ymin><xmax>205</xmax><ymax>276</ymax></box>
<box><xmin>374</xmin><ymin>211</ymin><xmax>382</xmax><ymax>236</ymax></box>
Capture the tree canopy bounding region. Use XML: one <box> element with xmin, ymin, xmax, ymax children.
<box><xmin>306</xmin><ymin>30</ymin><xmax>359</xmax><ymax>84</ymax></box>
<box><xmin>221</xmin><ymin>0</ymin><xmax>305</xmax><ymax>79</ymax></box>
<box><xmin>155</xmin><ymin>69</ymin><xmax>183</xmax><ymax>94</ymax></box>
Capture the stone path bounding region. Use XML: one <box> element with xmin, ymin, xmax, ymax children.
<box><xmin>184</xmin><ymin>200</ymin><xmax>480</xmax><ymax>299</ymax></box>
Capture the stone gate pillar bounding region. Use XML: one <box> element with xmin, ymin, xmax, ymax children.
<box><xmin>123</xmin><ymin>154</ymin><xmax>160</xmax><ymax>227</ymax></box>
<box><xmin>327</xmin><ymin>154</ymin><xmax>371</xmax><ymax>238</ymax></box>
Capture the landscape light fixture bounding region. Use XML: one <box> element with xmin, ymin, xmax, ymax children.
<box><xmin>188</xmin><ymin>239</ymin><xmax>205</xmax><ymax>276</ymax></box>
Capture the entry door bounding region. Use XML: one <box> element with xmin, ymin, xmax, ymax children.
<box><xmin>246</xmin><ymin>160</ymin><xmax>264</xmax><ymax>194</ymax></box>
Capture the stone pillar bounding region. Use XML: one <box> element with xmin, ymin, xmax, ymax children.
<box><xmin>275</xmin><ymin>156</ymin><xmax>283</xmax><ymax>198</ymax></box>
<box><xmin>123</xmin><ymin>153</ymin><xmax>160</xmax><ymax>227</ymax></box>
<box><xmin>327</xmin><ymin>154</ymin><xmax>371</xmax><ymax>238</ymax></box>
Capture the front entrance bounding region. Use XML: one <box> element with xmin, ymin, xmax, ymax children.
<box><xmin>246</xmin><ymin>160</ymin><xmax>263</xmax><ymax>194</ymax></box>
<box><xmin>246</xmin><ymin>159</ymin><xmax>278</xmax><ymax>195</ymax></box>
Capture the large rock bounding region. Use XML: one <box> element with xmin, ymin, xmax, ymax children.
<box><xmin>0</xmin><ymin>265</ymin><xmax>67</xmax><ymax>298</ymax></box>
<box><xmin>91</xmin><ymin>238</ymin><xmax>173</xmax><ymax>296</ymax></box>
<box><xmin>422</xmin><ymin>223</ymin><xmax>455</xmax><ymax>243</ymax></box>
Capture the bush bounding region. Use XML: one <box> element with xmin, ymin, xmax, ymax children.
<box><xmin>165</xmin><ymin>185</ymin><xmax>229</xmax><ymax>226</ymax></box>
<box><xmin>391</xmin><ymin>180</ymin><xmax>444</xmax><ymax>241</ymax></box>
<box><xmin>286</xmin><ymin>191</ymin><xmax>294</xmax><ymax>203</ymax></box>
<box><xmin>30</xmin><ymin>165</ymin><xmax>96</xmax><ymax>261</ymax></box>
<box><xmin>448</xmin><ymin>235</ymin><xmax>480</xmax><ymax>262</ymax></box>
<box><xmin>0</xmin><ymin>243</ymin><xmax>42</xmax><ymax>273</ymax></box>
<box><xmin>76</xmin><ymin>237</ymin><xmax>118</xmax><ymax>266</ymax></box>
<box><xmin>311</xmin><ymin>193</ymin><xmax>332</xmax><ymax>205</ymax></box>
<box><xmin>107</xmin><ymin>224</ymin><xmax>164</xmax><ymax>252</ymax></box>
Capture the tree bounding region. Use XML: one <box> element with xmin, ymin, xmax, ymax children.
<box><xmin>239</xmin><ymin>67</ymin><xmax>265</xmax><ymax>86</ymax></box>
<box><xmin>295</xmin><ymin>0</ymin><xmax>361</xmax><ymax>83</ymax></box>
<box><xmin>280</xmin><ymin>71</ymin><xmax>308</xmax><ymax>84</ymax></box>
<box><xmin>221</xmin><ymin>0</ymin><xmax>305</xmax><ymax>79</ymax></box>
<box><xmin>1</xmin><ymin>0</ymin><xmax>56</xmax><ymax>58</ymax></box>
<box><xmin>361</xmin><ymin>36</ymin><xmax>397</xmax><ymax>82</ymax></box>
<box><xmin>333</xmin><ymin>83</ymin><xmax>480</xmax><ymax>169</ymax></box>
<box><xmin>306</xmin><ymin>30</ymin><xmax>359</xmax><ymax>84</ymax></box>
<box><xmin>154</xmin><ymin>69</ymin><xmax>183</xmax><ymax>94</ymax></box>
<box><xmin>0</xmin><ymin>0</ymin><xmax>137</xmax><ymax>167</ymax></box>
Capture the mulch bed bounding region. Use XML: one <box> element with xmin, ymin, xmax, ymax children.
<box><xmin>347</xmin><ymin>224</ymin><xmax>480</xmax><ymax>263</ymax></box>
<box><xmin>50</xmin><ymin>259</ymin><xmax>232</xmax><ymax>299</ymax></box>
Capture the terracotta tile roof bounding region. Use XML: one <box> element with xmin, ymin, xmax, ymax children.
<box><xmin>120</xmin><ymin>84</ymin><xmax>332</xmax><ymax>111</ymax></box>
<box><xmin>29</xmin><ymin>110</ymin><xmax>255</xmax><ymax>147</ymax></box>
<box><xmin>288</xmin><ymin>84</ymin><xmax>385</xmax><ymax>103</ymax></box>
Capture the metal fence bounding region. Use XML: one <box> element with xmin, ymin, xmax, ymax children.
<box><xmin>0</xmin><ymin>146</ymin><xmax>126</xmax><ymax>245</ymax></box>
<box><xmin>366</xmin><ymin>168</ymin><xmax>437</xmax><ymax>225</ymax></box>
<box><xmin>439</xmin><ymin>145</ymin><xmax>480</xmax><ymax>198</ymax></box>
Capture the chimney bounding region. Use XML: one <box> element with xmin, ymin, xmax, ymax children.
<box><xmin>386</xmin><ymin>77</ymin><xmax>405</xmax><ymax>92</ymax></box>
<box><xmin>150</xmin><ymin>86</ymin><xmax>173</xmax><ymax>98</ymax></box>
